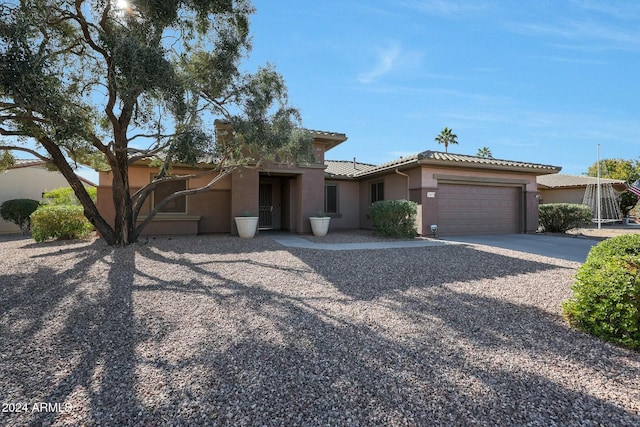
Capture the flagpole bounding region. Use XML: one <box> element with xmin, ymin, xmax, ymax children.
<box><xmin>597</xmin><ymin>144</ymin><xmax>601</xmax><ymax>230</ymax></box>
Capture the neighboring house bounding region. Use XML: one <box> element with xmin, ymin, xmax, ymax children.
<box><xmin>0</xmin><ymin>160</ymin><xmax>96</xmax><ymax>234</ymax></box>
<box><xmin>96</xmin><ymin>122</ymin><xmax>562</xmax><ymax>236</ymax></box>
<box><xmin>537</xmin><ymin>174</ymin><xmax>626</xmax><ymax>205</ymax></box>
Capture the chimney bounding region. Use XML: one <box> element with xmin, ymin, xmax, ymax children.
<box><xmin>353</xmin><ymin>157</ymin><xmax>356</xmax><ymax>169</ymax></box>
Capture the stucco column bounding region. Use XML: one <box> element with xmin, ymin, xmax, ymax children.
<box><xmin>231</xmin><ymin>168</ymin><xmax>259</xmax><ymax>235</ymax></box>
<box><xmin>418</xmin><ymin>187</ymin><xmax>439</xmax><ymax>236</ymax></box>
<box><xmin>296</xmin><ymin>169</ymin><xmax>325</xmax><ymax>234</ymax></box>
<box><xmin>525</xmin><ymin>191</ymin><xmax>540</xmax><ymax>233</ymax></box>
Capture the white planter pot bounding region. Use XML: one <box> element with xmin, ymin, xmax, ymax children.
<box><xmin>235</xmin><ymin>217</ymin><xmax>258</xmax><ymax>238</ymax></box>
<box><xmin>309</xmin><ymin>217</ymin><xmax>331</xmax><ymax>237</ymax></box>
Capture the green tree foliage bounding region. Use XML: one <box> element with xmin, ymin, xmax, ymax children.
<box><xmin>476</xmin><ymin>147</ymin><xmax>493</xmax><ymax>158</ymax></box>
<box><xmin>0</xmin><ymin>151</ymin><xmax>15</xmax><ymax>172</ymax></box>
<box><xmin>0</xmin><ymin>198</ymin><xmax>39</xmax><ymax>234</ymax></box>
<box><xmin>538</xmin><ymin>203</ymin><xmax>592</xmax><ymax>232</ymax></box>
<box><xmin>31</xmin><ymin>205</ymin><xmax>93</xmax><ymax>242</ymax></box>
<box><xmin>620</xmin><ymin>191</ymin><xmax>638</xmax><ymax>217</ymax></box>
<box><xmin>435</xmin><ymin>127</ymin><xmax>458</xmax><ymax>153</ymax></box>
<box><xmin>43</xmin><ymin>186</ymin><xmax>97</xmax><ymax>206</ymax></box>
<box><xmin>586</xmin><ymin>158</ymin><xmax>640</xmax><ymax>182</ymax></box>
<box><xmin>369</xmin><ymin>200</ymin><xmax>418</xmax><ymax>238</ymax></box>
<box><xmin>563</xmin><ymin>235</ymin><xmax>640</xmax><ymax>349</ymax></box>
<box><xmin>0</xmin><ymin>1</ymin><xmax>312</xmax><ymax>245</ymax></box>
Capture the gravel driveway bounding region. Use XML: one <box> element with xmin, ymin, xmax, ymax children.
<box><xmin>1</xmin><ymin>233</ymin><xmax>639</xmax><ymax>426</ymax></box>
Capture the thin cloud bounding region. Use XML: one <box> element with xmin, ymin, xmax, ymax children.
<box><xmin>357</xmin><ymin>45</ymin><xmax>402</xmax><ymax>84</ymax></box>
<box><xmin>509</xmin><ymin>19</ymin><xmax>640</xmax><ymax>52</ymax></box>
<box><xmin>357</xmin><ymin>43</ymin><xmax>423</xmax><ymax>84</ymax></box>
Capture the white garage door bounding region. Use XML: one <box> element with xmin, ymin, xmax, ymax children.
<box><xmin>437</xmin><ymin>184</ymin><xmax>522</xmax><ymax>235</ymax></box>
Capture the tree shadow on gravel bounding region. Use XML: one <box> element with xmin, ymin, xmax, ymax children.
<box><xmin>0</xmin><ymin>240</ymin><xmax>144</xmax><ymax>426</ymax></box>
<box><xmin>289</xmin><ymin>244</ymin><xmax>573</xmax><ymax>300</ymax></box>
<box><xmin>123</xmin><ymin>276</ymin><xmax>640</xmax><ymax>425</ymax></box>
<box><xmin>2</xmin><ymin>237</ymin><xmax>639</xmax><ymax>425</ymax></box>
<box><xmin>117</xmin><ymin>241</ymin><xmax>639</xmax><ymax>424</ymax></box>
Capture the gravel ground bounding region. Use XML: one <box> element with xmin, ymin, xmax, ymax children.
<box><xmin>1</xmin><ymin>233</ymin><xmax>639</xmax><ymax>426</ymax></box>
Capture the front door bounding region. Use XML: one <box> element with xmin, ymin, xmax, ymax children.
<box><xmin>259</xmin><ymin>183</ymin><xmax>273</xmax><ymax>229</ymax></box>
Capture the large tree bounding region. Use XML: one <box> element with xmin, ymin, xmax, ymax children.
<box><xmin>435</xmin><ymin>127</ymin><xmax>458</xmax><ymax>153</ymax></box>
<box><xmin>585</xmin><ymin>158</ymin><xmax>640</xmax><ymax>183</ymax></box>
<box><xmin>0</xmin><ymin>0</ymin><xmax>311</xmax><ymax>245</ymax></box>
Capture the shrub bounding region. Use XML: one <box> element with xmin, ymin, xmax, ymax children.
<box><xmin>538</xmin><ymin>203</ymin><xmax>592</xmax><ymax>232</ymax></box>
<box><xmin>0</xmin><ymin>199</ymin><xmax>40</xmax><ymax>234</ymax></box>
<box><xmin>30</xmin><ymin>205</ymin><xmax>93</xmax><ymax>242</ymax></box>
<box><xmin>43</xmin><ymin>186</ymin><xmax>97</xmax><ymax>206</ymax></box>
<box><xmin>562</xmin><ymin>234</ymin><xmax>640</xmax><ymax>349</ymax></box>
<box><xmin>369</xmin><ymin>199</ymin><xmax>417</xmax><ymax>238</ymax></box>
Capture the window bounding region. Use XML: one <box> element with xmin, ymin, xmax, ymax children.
<box><xmin>370</xmin><ymin>181</ymin><xmax>384</xmax><ymax>204</ymax></box>
<box><xmin>325</xmin><ymin>184</ymin><xmax>338</xmax><ymax>214</ymax></box>
<box><xmin>153</xmin><ymin>178</ymin><xmax>187</xmax><ymax>213</ymax></box>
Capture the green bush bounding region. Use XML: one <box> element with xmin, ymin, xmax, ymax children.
<box><xmin>0</xmin><ymin>198</ymin><xmax>40</xmax><ymax>234</ymax></box>
<box><xmin>369</xmin><ymin>199</ymin><xmax>417</xmax><ymax>238</ymax></box>
<box><xmin>539</xmin><ymin>203</ymin><xmax>593</xmax><ymax>232</ymax></box>
<box><xmin>562</xmin><ymin>234</ymin><xmax>640</xmax><ymax>349</ymax></box>
<box><xmin>30</xmin><ymin>205</ymin><xmax>93</xmax><ymax>242</ymax></box>
<box><xmin>43</xmin><ymin>186</ymin><xmax>97</xmax><ymax>206</ymax></box>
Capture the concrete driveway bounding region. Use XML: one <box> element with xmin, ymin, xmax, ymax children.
<box><xmin>442</xmin><ymin>233</ymin><xmax>598</xmax><ymax>263</ymax></box>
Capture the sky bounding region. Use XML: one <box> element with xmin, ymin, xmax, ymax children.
<box><xmin>238</xmin><ymin>0</ymin><xmax>640</xmax><ymax>175</ymax></box>
<box><xmin>14</xmin><ymin>0</ymin><xmax>640</xmax><ymax>183</ymax></box>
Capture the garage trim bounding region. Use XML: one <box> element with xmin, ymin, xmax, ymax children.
<box><xmin>433</xmin><ymin>174</ymin><xmax>530</xmax><ymax>186</ymax></box>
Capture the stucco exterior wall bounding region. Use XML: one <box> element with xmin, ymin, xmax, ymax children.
<box><xmin>539</xmin><ymin>188</ymin><xmax>586</xmax><ymax>205</ymax></box>
<box><xmin>0</xmin><ymin>166</ymin><xmax>73</xmax><ymax>233</ymax></box>
<box><xmin>327</xmin><ymin>179</ymin><xmax>359</xmax><ymax>230</ymax></box>
<box><xmin>98</xmin><ymin>166</ymin><xmax>232</xmax><ymax>235</ymax></box>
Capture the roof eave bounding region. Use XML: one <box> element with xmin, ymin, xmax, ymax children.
<box><xmin>417</xmin><ymin>159</ymin><xmax>562</xmax><ymax>175</ymax></box>
<box><xmin>313</xmin><ymin>134</ymin><xmax>348</xmax><ymax>151</ymax></box>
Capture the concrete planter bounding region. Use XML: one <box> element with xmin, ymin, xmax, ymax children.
<box><xmin>309</xmin><ymin>216</ymin><xmax>331</xmax><ymax>237</ymax></box>
<box><xmin>234</xmin><ymin>217</ymin><xmax>258</xmax><ymax>238</ymax></box>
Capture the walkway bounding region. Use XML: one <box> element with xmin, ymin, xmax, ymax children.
<box><xmin>269</xmin><ymin>234</ymin><xmax>450</xmax><ymax>251</ymax></box>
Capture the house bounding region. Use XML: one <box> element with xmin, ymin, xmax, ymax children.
<box><xmin>0</xmin><ymin>159</ymin><xmax>96</xmax><ymax>234</ymax></box>
<box><xmin>95</xmin><ymin>125</ymin><xmax>562</xmax><ymax>237</ymax></box>
<box><xmin>537</xmin><ymin>174</ymin><xmax>626</xmax><ymax>205</ymax></box>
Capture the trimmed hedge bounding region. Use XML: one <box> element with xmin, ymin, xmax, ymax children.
<box><xmin>369</xmin><ymin>199</ymin><xmax>417</xmax><ymax>238</ymax></box>
<box><xmin>0</xmin><ymin>198</ymin><xmax>40</xmax><ymax>234</ymax></box>
<box><xmin>30</xmin><ymin>205</ymin><xmax>93</xmax><ymax>242</ymax></box>
<box><xmin>562</xmin><ymin>234</ymin><xmax>640</xmax><ymax>349</ymax></box>
<box><xmin>539</xmin><ymin>203</ymin><xmax>592</xmax><ymax>232</ymax></box>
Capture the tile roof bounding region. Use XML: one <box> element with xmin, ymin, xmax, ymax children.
<box><xmin>416</xmin><ymin>150</ymin><xmax>559</xmax><ymax>171</ymax></box>
<box><xmin>325</xmin><ymin>160</ymin><xmax>376</xmax><ymax>178</ymax></box>
<box><xmin>326</xmin><ymin>150</ymin><xmax>561</xmax><ymax>178</ymax></box>
<box><xmin>308</xmin><ymin>129</ymin><xmax>347</xmax><ymax>139</ymax></box>
<box><xmin>10</xmin><ymin>159</ymin><xmax>47</xmax><ymax>169</ymax></box>
<box><xmin>537</xmin><ymin>173</ymin><xmax>625</xmax><ymax>189</ymax></box>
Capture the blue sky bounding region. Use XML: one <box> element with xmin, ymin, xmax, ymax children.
<box><xmin>240</xmin><ymin>0</ymin><xmax>640</xmax><ymax>175</ymax></box>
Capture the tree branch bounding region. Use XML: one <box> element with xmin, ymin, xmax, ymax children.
<box><xmin>133</xmin><ymin>166</ymin><xmax>237</xmax><ymax>239</ymax></box>
<box><xmin>0</xmin><ymin>145</ymin><xmax>52</xmax><ymax>162</ymax></box>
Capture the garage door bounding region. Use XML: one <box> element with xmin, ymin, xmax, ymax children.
<box><xmin>437</xmin><ymin>184</ymin><xmax>522</xmax><ymax>235</ymax></box>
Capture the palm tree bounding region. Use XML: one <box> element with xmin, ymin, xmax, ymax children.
<box><xmin>477</xmin><ymin>147</ymin><xmax>493</xmax><ymax>158</ymax></box>
<box><xmin>435</xmin><ymin>127</ymin><xmax>458</xmax><ymax>153</ymax></box>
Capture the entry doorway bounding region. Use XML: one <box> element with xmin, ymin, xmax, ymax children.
<box><xmin>258</xmin><ymin>175</ymin><xmax>297</xmax><ymax>231</ymax></box>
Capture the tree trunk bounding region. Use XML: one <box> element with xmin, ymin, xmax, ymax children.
<box><xmin>38</xmin><ymin>136</ymin><xmax>118</xmax><ymax>245</ymax></box>
<box><xmin>111</xmin><ymin>149</ymin><xmax>135</xmax><ymax>245</ymax></box>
